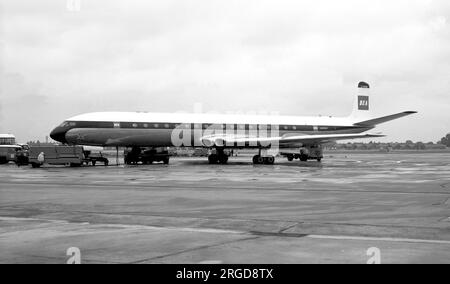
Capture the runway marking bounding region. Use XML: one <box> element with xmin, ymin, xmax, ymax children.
<box><xmin>2</xmin><ymin>181</ymin><xmax>450</xmax><ymax>195</ymax></box>
<box><xmin>0</xmin><ymin>216</ymin><xmax>69</xmax><ymax>224</ymax></box>
<box><xmin>198</xmin><ymin>260</ymin><xmax>223</xmax><ymax>264</ymax></box>
<box><xmin>307</xmin><ymin>234</ymin><xmax>450</xmax><ymax>245</ymax></box>
<box><xmin>100</xmin><ymin>223</ymin><xmax>245</xmax><ymax>235</ymax></box>
<box><xmin>0</xmin><ymin>216</ymin><xmax>245</xmax><ymax>235</ymax></box>
<box><xmin>2</xmin><ymin>216</ymin><xmax>450</xmax><ymax>245</ymax></box>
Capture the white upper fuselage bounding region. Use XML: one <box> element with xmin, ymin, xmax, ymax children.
<box><xmin>68</xmin><ymin>112</ymin><xmax>356</xmax><ymax>126</ymax></box>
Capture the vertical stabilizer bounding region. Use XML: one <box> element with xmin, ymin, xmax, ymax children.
<box><xmin>349</xmin><ymin>81</ymin><xmax>372</xmax><ymax>121</ymax></box>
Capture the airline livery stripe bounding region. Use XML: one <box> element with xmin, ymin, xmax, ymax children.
<box><xmin>62</xmin><ymin>121</ymin><xmax>362</xmax><ymax>132</ymax></box>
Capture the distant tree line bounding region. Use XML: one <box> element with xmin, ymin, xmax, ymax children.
<box><xmin>27</xmin><ymin>140</ymin><xmax>58</xmax><ymax>146</ymax></box>
<box><xmin>440</xmin><ymin>134</ymin><xmax>450</xmax><ymax>147</ymax></box>
<box><xmin>329</xmin><ymin>138</ymin><xmax>449</xmax><ymax>151</ymax></box>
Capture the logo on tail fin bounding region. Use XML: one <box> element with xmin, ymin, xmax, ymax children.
<box><xmin>358</xmin><ymin>96</ymin><xmax>369</xmax><ymax>110</ymax></box>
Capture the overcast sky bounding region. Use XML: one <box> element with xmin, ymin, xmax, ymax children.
<box><xmin>0</xmin><ymin>0</ymin><xmax>449</xmax><ymax>143</ymax></box>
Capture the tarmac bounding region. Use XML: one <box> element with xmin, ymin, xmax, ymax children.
<box><xmin>0</xmin><ymin>152</ymin><xmax>449</xmax><ymax>264</ymax></box>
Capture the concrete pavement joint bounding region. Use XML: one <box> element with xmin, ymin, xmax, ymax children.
<box><xmin>307</xmin><ymin>234</ymin><xmax>450</xmax><ymax>245</ymax></box>
<box><xmin>127</xmin><ymin>236</ymin><xmax>261</xmax><ymax>264</ymax></box>
<box><xmin>432</xmin><ymin>197</ymin><xmax>449</xmax><ymax>206</ymax></box>
<box><xmin>2</xmin><ymin>213</ymin><xmax>447</xmax><ymax>237</ymax></box>
<box><xmin>440</xmin><ymin>182</ymin><xmax>450</xmax><ymax>189</ymax></box>
<box><xmin>3</xmin><ymin>181</ymin><xmax>450</xmax><ymax>195</ymax></box>
<box><xmin>278</xmin><ymin>223</ymin><xmax>301</xmax><ymax>234</ymax></box>
<box><xmin>249</xmin><ymin>231</ymin><xmax>309</xmax><ymax>238</ymax></box>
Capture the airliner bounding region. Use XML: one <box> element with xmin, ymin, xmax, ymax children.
<box><xmin>50</xmin><ymin>82</ymin><xmax>416</xmax><ymax>164</ymax></box>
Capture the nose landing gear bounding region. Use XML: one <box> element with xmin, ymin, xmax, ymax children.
<box><xmin>208</xmin><ymin>148</ymin><xmax>229</xmax><ymax>164</ymax></box>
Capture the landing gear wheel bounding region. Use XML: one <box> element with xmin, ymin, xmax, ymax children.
<box><xmin>317</xmin><ymin>158</ymin><xmax>322</xmax><ymax>162</ymax></box>
<box><xmin>287</xmin><ymin>155</ymin><xmax>294</xmax><ymax>162</ymax></box>
<box><xmin>265</xmin><ymin>156</ymin><xmax>275</xmax><ymax>165</ymax></box>
<box><xmin>300</xmin><ymin>155</ymin><xmax>308</xmax><ymax>162</ymax></box>
<box><xmin>208</xmin><ymin>154</ymin><xmax>219</xmax><ymax>164</ymax></box>
<box><xmin>125</xmin><ymin>155</ymin><xmax>133</xmax><ymax>165</ymax></box>
<box><xmin>218</xmin><ymin>155</ymin><xmax>228</xmax><ymax>164</ymax></box>
<box><xmin>252</xmin><ymin>155</ymin><xmax>265</xmax><ymax>164</ymax></box>
<box><xmin>253</xmin><ymin>155</ymin><xmax>262</xmax><ymax>164</ymax></box>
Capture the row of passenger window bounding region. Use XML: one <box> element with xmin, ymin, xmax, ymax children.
<box><xmin>117</xmin><ymin>123</ymin><xmax>317</xmax><ymax>131</ymax></box>
<box><xmin>62</xmin><ymin>121</ymin><xmax>340</xmax><ymax>131</ymax></box>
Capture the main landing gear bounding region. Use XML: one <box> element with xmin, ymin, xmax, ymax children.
<box><xmin>206</xmin><ymin>148</ymin><xmax>275</xmax><ymax>165</ymax></box>
<box><xmin>285</xmin><ymin>154</ymin><xmax>310</xmax><ymax>162</ymax></box>
<box><xmin>208</xmin><ymin>148</ymin><xmax>229</xmax><ymax>164</ymax></box>
<box><xmin>252</xmin><ymin>149</ymin><xmax>275</xmax><ymax>165</ymax></box>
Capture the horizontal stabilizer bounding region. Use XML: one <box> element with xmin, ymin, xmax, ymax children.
<box><xmin>354</xmin><ymin>111</ymin><xmax>417</xmax><ymax>126</ymax></box>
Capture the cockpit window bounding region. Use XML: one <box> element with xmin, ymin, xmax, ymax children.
<box><xmin>59</xmin><ymin>122</ymin><xmax>69</xmax><ymax>127</ymax></box>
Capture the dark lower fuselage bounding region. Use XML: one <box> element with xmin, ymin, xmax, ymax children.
<box><xmin>50</xmin><ymin>120</ymin><xmax>372</xmax><ymax>148</ymax></box>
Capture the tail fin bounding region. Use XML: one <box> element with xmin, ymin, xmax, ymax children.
<box><xmin>349</xmin><ymin>81</ymin><xmax>417</xmax><ymax>126</ymax></box>
<box><xmin>349</xmin><ymin>81</ymin><xmax>371</xmax><ymax>121</ymax></box>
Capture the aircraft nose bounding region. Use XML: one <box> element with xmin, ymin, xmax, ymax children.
<box><xmin>50</xmin><ymin>127</ymin><xmax>67</xmax><ymax>144</ymax></box>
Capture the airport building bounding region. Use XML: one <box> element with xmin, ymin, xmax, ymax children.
<box><xmin>0</xmin><ymin>134</ymin><xmax>16</xmax><ymax>145</ymax></box>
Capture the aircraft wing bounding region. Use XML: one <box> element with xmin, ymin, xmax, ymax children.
<box><xmin>201</xmin><ymin>133</ymin><xmax>385</xmax><ymax>147</ymax></box>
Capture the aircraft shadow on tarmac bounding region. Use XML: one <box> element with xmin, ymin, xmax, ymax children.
<box><xmin>174</xmin><ymin>159</ymin><xmax>325</xmax><ymax>168</ymax></box>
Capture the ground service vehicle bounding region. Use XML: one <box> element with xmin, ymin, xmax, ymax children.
<box><xmin>29</xmin><ymin>146</ymin><xmax>85</xmax><ymax>168</ymax></box>
<box><xmin>281</xmin><ymin>145</ymin><xmax>323</xmax><ymax>162</ymax></box>
<box><xmin>29</xmin><ymin>146</ymin><xmax>110</xmax><ymax>168</ymax></box>
<box><xmin>15</xmin><ymin>145</ymin><xmax>30</xmax><ymax>166</ymax></box>
<box><xmin>0</xmin><ymin>145</ymin><xmax>22</xmax><ymax>164</ymax></box>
